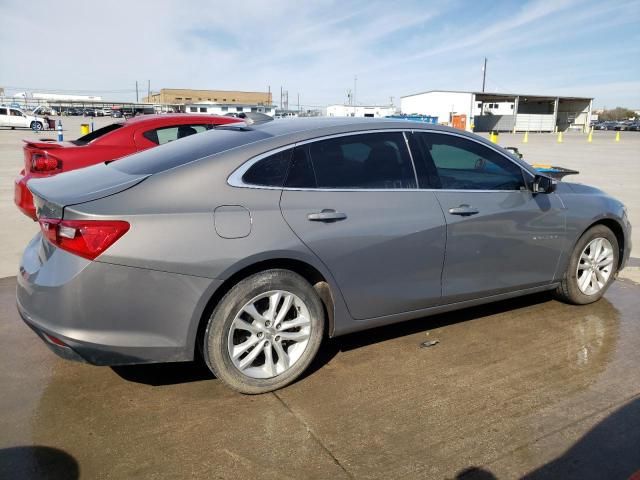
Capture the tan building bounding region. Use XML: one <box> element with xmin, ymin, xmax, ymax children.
<box><xmin>143</xmin><ymin>88</ymin><xmax>272</xmax><ymax>106</ymax></box>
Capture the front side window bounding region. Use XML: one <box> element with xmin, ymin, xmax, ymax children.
<box><xmin>242</xmin><ymin>149</ymin><xmax>292</xmax><ymax>187</ymax></box>
<box><xmin>10</xmin><ymin>109</ymin><xmax>23</xmax><ymax>117</ymax></box>
<box><xmin>416</xmin><ymin>133</ymin><xmax>525</xmax><ymax>191</ymax></box>
<box><xmin>287</xmin><ymin>132</ymin><xmax>416</xmax><ymax>189</ymax></box>
<box><xmin>143</xmin><ymin>124</ymin><xmax>208</xmax><ymax>145</ymax></box>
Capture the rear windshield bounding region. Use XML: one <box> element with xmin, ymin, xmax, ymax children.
<box><xmin>110</xmin><ymin>126</ymin><xmax>272</xmax><ymax>175</ymax></box>
<box><xmin>71</xmin><ymin>123</ymin><xmax>123</xmax><ymax>145</ymax></box>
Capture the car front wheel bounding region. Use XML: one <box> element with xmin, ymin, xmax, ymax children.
<box><xmin>554</xmin><ymin>225</ymin><xmax>619</xmax><ymax>304</ymax></box>
<box><xmin>203</xmin><ymin>269</ymin><xmax>325</xmax><ymax>394</ymax></box>
<box><xmin>30</xmin><ymin>121</ymin><xmax>43</xmax><ymax>131</ymax></box>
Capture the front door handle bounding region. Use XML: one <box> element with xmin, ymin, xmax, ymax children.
<box><xmin>448</xmin><ymin>204</ymin><xmax>479</xmax><ymax>216</ymax></box>
<box><xmin>307</xmin><ymin>209</ymin><xmax>347</xmax><ymax>222</ymax></box>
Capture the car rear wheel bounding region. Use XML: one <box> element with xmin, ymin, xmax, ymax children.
<box><xmin>30</xmin><ymin>121</ymin><xmax>43</xmax><ymax>131</ymax></box>
<box><xmin>554</xmin><ymin>225</ymin><xmax>619</xmax><ymax>304</ymax></box>
<box><xmin>203</xmin><ymin>269</ymin><xmax>325</xmax><ymax>394</ymax></box>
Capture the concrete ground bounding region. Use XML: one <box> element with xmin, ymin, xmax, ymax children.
<box><xmin>1</xmin><ymin>121</ymin><xmax>639</xmax><ymax>478</ymax></box>
<box><xmin>1</xmin><ymin>275</ymin><xmax>639</xmax><ymax>479</ymax></box>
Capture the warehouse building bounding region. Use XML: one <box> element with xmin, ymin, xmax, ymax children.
<box><xmin>326</xmin><ymin>104</ymin><xmax>396</xmax><ymax>118</ymax></box>
<box><xmin>143</xmin><ymin>88</ymin><xmax>272</xmax><ymax>106</ymax></box>
<box><xmin>400</xmin><ymin>90</ymin><xmax>593</xmax><ymax>132</ymax></box>
<box><xmin>185</xmin><ymin>103</ymin><xmax>276</xmax><ymax>116</ymax></box>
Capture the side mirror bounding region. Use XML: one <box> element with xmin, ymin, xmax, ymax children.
<box><xmin>532</xmin><ymin>174</ymin><xmax>556</xmax><ymax>194</ymax></box>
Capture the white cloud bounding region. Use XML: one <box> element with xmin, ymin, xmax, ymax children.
<box><xmin>0</xmin><ymin>0</ymin><xmax>638</xmax><ymax>107</ymax></box>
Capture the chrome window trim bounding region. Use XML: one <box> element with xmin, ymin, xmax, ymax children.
<box><xmin>227</xmin><ymin>127</ymin><xmax>535</xmax><ymax>193</ymax></box>
<box><xmin>227</xmin><ymin>129</ymin><xmax>419</xmax><ymax>190</ymax></box>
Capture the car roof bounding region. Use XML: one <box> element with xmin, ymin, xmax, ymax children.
<box><xmin>123</xmin><ymin>113</ymin><xmax>242</xmax><ymax>127</ymax></box>
<box><xmin>250</xmin><ymin>116</ymin><xmax>460</xmax><ymax>138</ymax></box>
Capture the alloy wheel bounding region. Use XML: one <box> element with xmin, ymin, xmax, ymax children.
<box><xmin>576</xmin><ymin>237</ymin><xmax>615</xmax><ymax>295</ymax></box>
<box><xmin>227</xmin><ymin>290</ymin><xmax>311</xmax><ymax>379</ymax></box>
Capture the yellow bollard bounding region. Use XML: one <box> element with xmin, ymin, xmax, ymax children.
<box><xmin>80</xmin><ymin>123</ymin><xmax>90</xmax><ymax>135</ymax></box>
<box><xmin>615</xmin><ymin>131</ymin><xmax>620</xmax><ymax>142</ymax></box>
<box><xmin>489</xmin><ymin>130</ymin><xmax>499</xmax><ymax>144</ymax></box>
<box><xmin>557</xmin><ymin>131</ymin><xmax>563</xmax><ymax>143</ymax></box>
<box><xmin>523</xmin><ymin>131</ymin><xmax>529</xmax><ymax>143</ymax></box>
<box><xmin>587</xmin><ymin>129</ymin><xmax>593</xmax><ymax>143</ymax></box>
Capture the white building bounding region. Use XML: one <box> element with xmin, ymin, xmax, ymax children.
<box><xmin>401</xmin><ymin>90</ymin><xmax>593</xmax><ymax>132</ymax></box>
<box><xmin>185</xmin><ymin>103</ymin><xmax>276</xmax><ymax>117</ymax></box>
<box><xmin>27</xmin><ymin>92</ymin><xmax>103</xmax><ymax>102</ymax></box>
<box><xmin>326</xmin><ymin>104</ymin><xmax>396</xmax><ymax>118</ymax></box>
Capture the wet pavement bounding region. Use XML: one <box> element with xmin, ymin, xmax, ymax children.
<box><xmin>1</xmin><ymin>275</ymin><xmax>639</xmax><ymax>479</ymax></box>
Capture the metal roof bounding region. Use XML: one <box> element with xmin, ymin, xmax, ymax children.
<box><xmin>401</xmin><ymin>89</ymin><xmax>592</xmax><ymax>101</ymax></box>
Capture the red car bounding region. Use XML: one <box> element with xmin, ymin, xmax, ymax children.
<box><xmin>15</xmin><ymin>114</ymin><xmax>242</xmax><ymax>219</ymax></box>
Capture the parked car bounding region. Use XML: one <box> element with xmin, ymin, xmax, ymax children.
<box><xmin>14</xmin><ymin>114</ymin><xmax>243</xmax><ymax>219</ymax></box>
<box><xmin>30</xmin><ymin>105</ymin><xmax>55</xmax><ymax>116</ymax></box>
<box><xmin>16</xmin><ymin>118</ymin><xmax>631</xmax><ymax>394</ymax></box>
<box><xmin>0</xmin><ymin>106</ymin><xmax>48</xmax><ymax>130</ymax></box>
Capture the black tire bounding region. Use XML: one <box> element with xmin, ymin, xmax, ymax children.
<box><xmin>554</xmin><ymin>225</ymin><xmax>619</xmax><ymax>305</ymax></box>
<box><xmin>30</xmin><ymin>121</ymin><xmax>43</xmax><ymax>131</ymax></box>
<box><xmin>203</xmin><ymin>269</ymin><xmax>325</xmax><ymax>394</ymax></box>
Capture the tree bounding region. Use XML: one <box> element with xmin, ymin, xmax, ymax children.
<box><xmin>599</xmin><ymin>107</ymin><xmax>637</xmax><ymax>121</ymax></box>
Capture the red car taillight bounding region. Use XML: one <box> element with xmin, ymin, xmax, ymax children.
<box><xmin>31</xmin><ymin>153</ymin><xmax>61</xmax><ymax>172</ymax></box>
<box><xmin>39</xmin><ymin>218</ymin><xmax>130</xmax><ymax>260</ymax></box>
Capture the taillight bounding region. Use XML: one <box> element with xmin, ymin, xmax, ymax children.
<box><xmin>31</xmin><ymin>153</ymin><xmax>60</xmax><ymax>172</ymax></box>
<box><xmin>39</xmin><ymin>218</ymin><xmax>130</xmax><ymax>260</ymax></box>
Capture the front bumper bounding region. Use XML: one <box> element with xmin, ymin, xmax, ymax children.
<box><xmin>17</xmin><ymin>234</ymin><xmax>221</xmax><ymax>366</ymax></box>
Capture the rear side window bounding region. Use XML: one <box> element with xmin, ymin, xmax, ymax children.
<box><xmin>143</xmin><ymin>124</ymin><xmax>208</xmax><ymax>145</ymax></box>
<box><xmin>242</xmin><ymin>149</ymin><xmax>292</xmax><ymax>187</ymax></box>
<box><xmin>416</xmin><ymin>133</ymin><xmax>525</xmax><ymax>191</ymax></box>
<box><xmin>288</xmin><ymin>132</ymin><xmax>416</xmax><ymax>189</ymax></box>
<box><xmin>0</xmin><ymin>108</ymin><xmax>7</xmax><ymax>115</ymax></box>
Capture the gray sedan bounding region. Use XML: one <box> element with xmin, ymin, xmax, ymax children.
<box><xmin>17</xmin><ymin>118</ymin><xmax>632</xmax><ymax>393</ymax></box>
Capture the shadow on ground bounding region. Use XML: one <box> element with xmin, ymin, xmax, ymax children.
<box><xmin>113</xmin><ymin>291</ymin><xmax>554</xmax><ymax>386</ymax></box>
<box><xmin>454</xmin><ymin>397</ymin><xmax>640</xmax><ymax>480</ymax></box>
<box><xmin>0</xmin><ymin>446</ymin><xmax>79</xmax><ymax>480</ymax></box>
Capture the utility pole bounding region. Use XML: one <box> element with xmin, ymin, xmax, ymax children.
<box><xmin>297</xmin><ymin>93</ymin><xmax>300</xmax><ymax>113</ymax></box>
<box><xmin>482</xmin><ymin>57</ymin><xmax>487</xmax><ymax>92</ymax></box>
<box><xmin>147</xmin><ymin>80</ymin><xmax>150</xmax><ymax>103</ymax></box>
<box><xmin>135</xmin><ymin>81</ymin><xmax>139</xmax><ymax>103</ymax></box>
<box><xmin>353</xmin><ymin>75</ymin><xmax>357</xmax><ymax>115</ymax></box>
<box><xmin>280</xmin><ymin>86</ymin><xmax>283</xmax><ymax>110</ymax></box>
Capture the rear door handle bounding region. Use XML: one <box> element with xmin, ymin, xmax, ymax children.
<box><xmin>307</xmin><ymin>209</ymin><xmax>347</xmax><ymax>222</ymax></box>
<box><xmin>448</xmin><ymin>204</ymin><xmax>479</xmax><ymax>216</ymax></box>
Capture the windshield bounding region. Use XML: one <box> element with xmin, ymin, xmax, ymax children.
<box><xmin>111</xmin><ymin>126</ymin><xmax>272</xmax><ymax>175</ymax></box>
<box><xmin>71</xmin><ymin>123</ymin><xmax>123</xmax><ymax>145</ymax></box>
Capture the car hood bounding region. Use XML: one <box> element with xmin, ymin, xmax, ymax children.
<box><xmin>27</xmin><ymin>162</ymin><xmax>150</xmax><ymax>219</ymax></box>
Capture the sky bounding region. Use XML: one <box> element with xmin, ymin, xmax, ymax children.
<box><xmin>1</xmin><ymin>0</ymin><xmax>639</xmax><ymax>109</ymax></box>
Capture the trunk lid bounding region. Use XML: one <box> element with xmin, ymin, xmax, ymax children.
<box><xmin>28</xmin><ymin>162</ymin><xmax>149</xmax><ymax>219</ymax></box>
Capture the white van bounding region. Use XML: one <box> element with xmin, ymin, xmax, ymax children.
<box><xmin>0</xmin><ymin>107</ymin><xmax>47</xmax><ymax>130</ymax></box>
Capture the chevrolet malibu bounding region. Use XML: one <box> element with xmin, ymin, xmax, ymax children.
<box><xmin>17</xmin><ymin>118</ymin><xmax>631</xmax><ymax>394</ymax></box>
